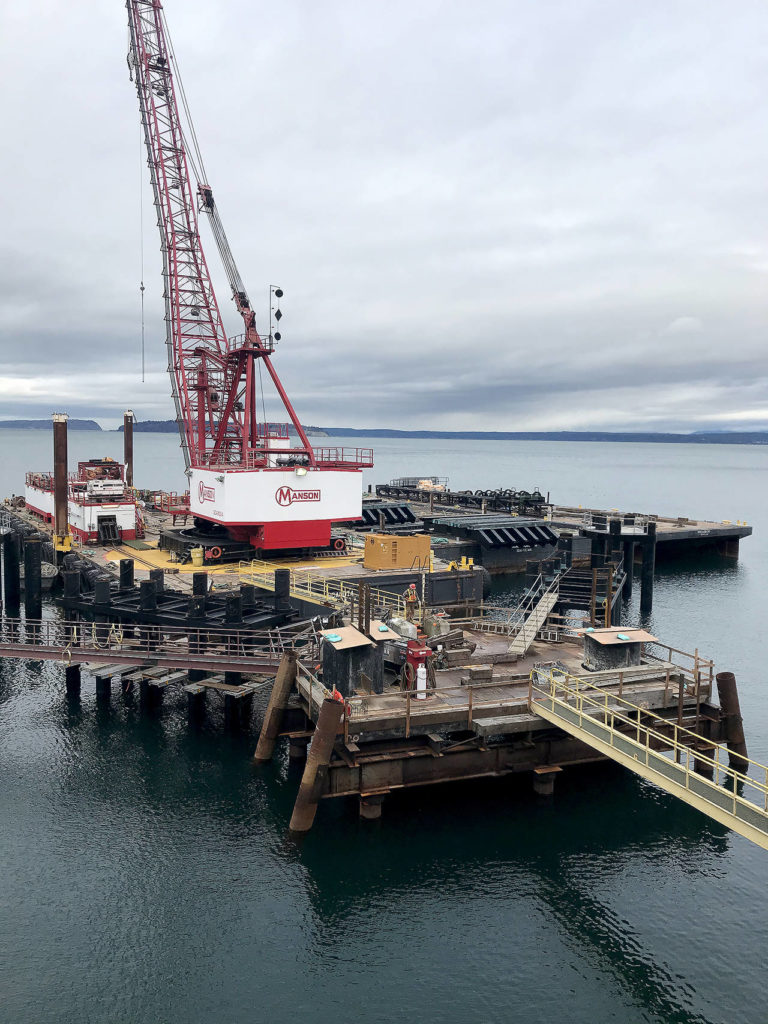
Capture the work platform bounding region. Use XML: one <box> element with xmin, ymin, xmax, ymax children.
<box><xmin>547</xmin><ymin>505</ymin><xmax>751</xmax><ymax>559</ymax></box>
<box><xmin>295</xmin><ymin>632</ymin><xmax>711</xmax><ymax>743</ymax></box>
<box><xmin>372</xmin><ymin>488</ymin><xmax>752</xmax><ymax>573</ymax></box>
<box><xmin>270</xmin><ymin>624</ymin><xmax>768</xmax><ymax>850</ymax></box>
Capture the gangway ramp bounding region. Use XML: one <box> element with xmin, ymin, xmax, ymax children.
<box><xmin>529</xmin><ymin>668</ymin><xmax>768</xmax><ymax>851</ymax></box>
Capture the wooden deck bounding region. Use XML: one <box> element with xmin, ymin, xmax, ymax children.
<box><xmin>296</xmin><ymin>633</ymin><xmax>704</xmax><ymax>740</ymax></box>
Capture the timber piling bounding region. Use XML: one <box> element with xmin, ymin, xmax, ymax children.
<box><xmin>254</xmin><ymin>651</ymin><xmax>298</xmax><ymax>763</ymax></box>
<box><xmin>289</xmin><ymin>697</ymin><xmax>346</xmax><ymax>833</ymax></box>
<box><xmin>23</xmin><ymin>537</ymin><xmax>42</xmax><ymax>621</ymax></box>
<box><xmin>716</xmin><ymin>671</ymin><xmax>748</xmax><ymax>771</ymax></box>
<box><xmin>2</xmin><ymin>531</ymin><xmax>21</xmax><ymax>612</ymax></box>
<box><xmin>640</xmin><ymin>522</ymin><xmax>657</xmax><ymax>615</ymax></box>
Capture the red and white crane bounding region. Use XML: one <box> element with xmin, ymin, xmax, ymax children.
<box><xmin>126</xmin><ymin>0</ymin><xmax>372</xmax><ymax>552</ymax></box>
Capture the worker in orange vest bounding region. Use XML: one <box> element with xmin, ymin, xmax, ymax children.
<box><xmin>404</xmin><ymin>582</ymin><xmax>419</xmax><ymax>621</ymax></box>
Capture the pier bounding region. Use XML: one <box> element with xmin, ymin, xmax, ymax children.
<box><xmin>370</xmin><ymin>484</ymin><xmax>752</xmax><ymax>574</ymax></box>
<box><xmin>2</xmin><ymin>509</ymin><xmax>767</xmax><ymax>851</ymax></box>
<box><xmin>0</xmin><ymin>421</ymin><xmax>761</xmax><ymax>848</ymax></box>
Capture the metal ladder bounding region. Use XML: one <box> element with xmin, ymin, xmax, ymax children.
<box><xmin>504</xmin><ymin>571</ymin><xmax>562</xmax><ymax>656</ymax></box>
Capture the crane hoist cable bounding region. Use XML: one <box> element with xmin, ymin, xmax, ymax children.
<box><xmin>139</xmin><ymin>123</ymin><xmax>146</xmax><ymax>383</ymax></box>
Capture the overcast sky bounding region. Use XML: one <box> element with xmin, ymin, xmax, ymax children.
<box><xmin>1</xmin><ymin>0</ymin><xmax>766</xmax><ymax>431</ymax></box>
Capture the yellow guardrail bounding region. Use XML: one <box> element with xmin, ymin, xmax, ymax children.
<box><xmin>529</xmin><ymin>667</ymin><xmax>768</xmax><ymax>852</ymax></box>
<box><xmin>237</xmin><ymin>560</ymin><xmax>407</xmax><ymax>616</ymax></box>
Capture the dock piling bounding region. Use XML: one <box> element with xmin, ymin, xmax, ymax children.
<box><xmin>532</xmin><ymin>765</ymin><xmax>561</xmax><ymax>797</ymax></box>
<box><xmin>62</xmin><ymin>569</ymin><xmax>80</xmax><ymax>601</ymax></box>
<box><xmin>608</xmin><ymin>517</ymin><xmax>622</xmax><ymax>560</ymax></box>
<box><xmin>288</xmin><ymin>737</ymin><xmax>309</xmax><ymax>761</ymax></box>
<box><xmin>93</xmin><ymin>578</ymin><xmax>111</xmax><ymax>646</ymax></box>
<box><xmin>224</xmin><ymin>691</ymin><xmax>252</xmax><ymax>730</ymax></box>
<box><xmin>359</xmin><ymin>793</ymin><xmax>385</xmax><ymax>821</ymax></box>
<box><xmin>119</xmin><ymin>558</ymin><xmax>135</xmax><ymax>590</ymax></box>
<box><xmin>254</xmin><ymin>650</ymin><xmax>298</xmax><ymax>762</ymax></box>
<box><xmin>640</xmin><ymin>522</ymin><xmax>657</xmax><ymax>615</ymax></box>
<box><xmin>185</xmin><ymin>684</ymin><xmax>206</xmax><ymax>721</ymax></box>
<box><xmin>139</xmin><ymin>678</ymin><xmax>160</xmax><ymax>710</ymax></box>
<box><xmin>716</xmin><ymin>671</ymin><xmax>748</xmax><ymax>771</ymax></box>
<box><xmin>186</xmin><ymin>594</ymin><xmax>206</xmax><ymax>682</ymax></box>
<box><xmin>23</xmin><ymin>537</ymin><xmax>42</xmax><ymax>621</ymax></box>
<box><xmin>139</xmin><ymin>579</ymin><xmax>159</xmax><ymax>651</ymax></box>
<box><xmin>224</xmin><ymin>592</ymin><xmax>243</xmax><ymax>687</ymax></box>
<box><xmin>95</xmin><ymin>671</ymin><xmax>112</xmax><ymax>703</ymax></box>
<box><xmin>65</xmin><ymin>664</ymin><xmax>81</xmax><ymax>697</ymax></box>
<box><xmin>289</xmin><ymin>696</ymin><xmax>346</xmax><ymax>832</ymax></box>
<box><xmin>622</xmin><ymin>541</ymin><xmax>635</xmax><ymax>600</ymax></box>
<box><xmin>2</xmin><ymin>531</ymin><xmax>21</xmax><ymax>612</ymax></box>
<box><xmin>192</xmin><ymin>571</ymin><xmax>208</xmax><ymax>602</ymax></box>
<box><xmin>274</xmin><ymin>569</ymin><xmax>291</xmax><ymax>614</ymax></box>
<box><xmin>149</xmin><ymin>568</ymin><xmax>164</xmax><ymax>598</ymax></box>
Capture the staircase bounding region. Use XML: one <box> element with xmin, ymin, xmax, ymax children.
<box><xmin>507</xmin><ymin>586</ymin><xmax>559</xmax><ymax>656</ymax></box>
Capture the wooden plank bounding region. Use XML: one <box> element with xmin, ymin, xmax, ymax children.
<box><xmin>85</xmin><ymin>662</ymin><xmax>143</xmax><ymax>676</ymax></box>
<box><xmin>123</xmin><ymin>666</ymin><xmax>168</xmax><ymax>683</ymax></box>
<box><xmin>472</xmin><ymin>713</ymin><xmax>543</xmax><ymax>737</ymax></box>
<box><xmin>191</xmin><ymin>676</ymin><xmax>257</xmax><ymax>695</ymax></box>
<box><xmin>147</xmin><ymin>670</ymin><xmax>189</xmax><ymax>688</ymax></box>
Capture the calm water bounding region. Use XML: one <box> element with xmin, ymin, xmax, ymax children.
<box><xmin>1</xmin><ymin>430</ymin><xmax>766</xmax><ymax>1024</ymax></box>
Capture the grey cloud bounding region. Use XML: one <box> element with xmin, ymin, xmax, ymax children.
<box><xmin>0</xmin><ymin>0</ymin><xmax>766</xmax><ymax>432</ymax></box>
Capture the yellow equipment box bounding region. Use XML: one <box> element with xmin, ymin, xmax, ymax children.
<box><xmin>364</xmin><ymin>533</ymin><xmax>431</xmax><ymax>570</ymax></box>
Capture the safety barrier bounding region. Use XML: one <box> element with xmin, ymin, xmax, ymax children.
<box><xmin>529</xmin><ymin>667</ymin><xmax>768</xmax><ymax>851</ymax></box>
<box><xmin>0</xmin><ymin>616</ymin><xmax>319</xmax><ymax>669</ymax></box>
<box><xmin>237</xmin><ymin>559</ymin><xmax>406</xmax><ymax>616</ymax></box>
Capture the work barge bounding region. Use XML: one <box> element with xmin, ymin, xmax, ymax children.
<box><xmin>2</xmin><ymin>498</ymin><xmax>768</xmax><ymax>853</ymax></box>
<box><xmin>367</xmin><ymin>482</ymin><xmax>752</xmax><ymax>574</ymax></box>
<box><xmin>0</xmin><ymin>412</ymin><xmax>762</xmax><ymax>846</ymax></box>
<box><xmin>3</xmin><ymin>0</ymin><xmax>762</xmax><ymax>853</ymax></box>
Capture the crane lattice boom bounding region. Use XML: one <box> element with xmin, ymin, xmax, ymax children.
<box><xmin>126</xmin><ymin>0</ymin><xmax>373</xmax><ymax>554</ymax></box>
<box><xmin>127</xmin><ymin>0</ymin><xmax>314</xmax><ymax>469</ymax></box>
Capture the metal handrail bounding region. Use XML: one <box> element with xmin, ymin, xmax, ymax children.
<box><xmin>313</xmin><ymin>446</ymin><xmax>374</xmax><ymax>467</ymax></box>
<box><xmin>237</xmin><ymin>559</ymin><xmax>406</xmax><ymax>616</ymax></box>
<box><xmin>0</xmin><ymin>616</ymin><xmax>319</xmax><ymax>663</ymax></box>
<box><xmin>331</xmin><ymin>675</ymin><xmax>531</xmax><ymax>724</ymax></box>
<box><xmin>506</xmin><ymin>573</ymin><xmax>562</xmax><ymax>652</ymax></box>
<box><xmin>529</xmin><ymin>667</ymin><xmax>768</xmax><ymax>847</ymax></box>
<box><xmin>548</xmin><ymin>506</ymin><xmax>651</xmax><ymax>534</ymax></box>
<box><xmin>506</xmin><ymin>573</ymin><xmax>545</xmax><ymax>628</ymax></box>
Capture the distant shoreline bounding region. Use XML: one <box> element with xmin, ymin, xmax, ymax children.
<box><xmin>319</xmin><ymin>428</ymin><xmax>768</xmax><ymax>445</ymax></box>
<box><xmin>1</xmin><ymin>419</ymin><xmax>767</xmax><ymax>446</ymax></box>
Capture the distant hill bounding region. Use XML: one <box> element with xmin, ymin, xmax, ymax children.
<box><xmin>321</xmin><ymin>427</ymin><xmax>768</xmax><ymax>445</ymax></box>
<box><xmin>118</xmin><ymin>419</ymin><xmax>178</xmax><ymax>433</ymax></box>
<box><xmin>0</xmin><ymin>418</ymin><xmax>101</xmax><ymax>431</ymax></box>
<box><xmin>117</xmin><ymin>419</ymin><xmax>329</xmax><ymax>436</ymax></box>
<box><xmin>4</xmin><ymin>416</ymin><xmax>765</xmax><ymax>445</ymax></box>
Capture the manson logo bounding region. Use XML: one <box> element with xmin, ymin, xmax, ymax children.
<box><xmin>275</xmin><ymin>486</ymin><xmax>321</xmax><ymax>506</ymax></box>
<box><xmin>198</xmin><ymin>481</ymin><xmax>216</xmax><ymax>503</ymax></box>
